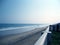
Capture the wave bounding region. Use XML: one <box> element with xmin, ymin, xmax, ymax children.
<box><xmin>0</xmin><ymin>25</ymin><xmax>48</xmax><ymax>37</ymax></box>
<box><xmin>0</xmin><ymin>25</ymin><xmax>47</xmax><ymax>31</ymax></box>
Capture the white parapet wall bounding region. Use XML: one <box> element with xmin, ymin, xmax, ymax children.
<box><xmin>35</xmin><ymin>26</ymin><xmax>51</xmax><ymax>45</ymax></box>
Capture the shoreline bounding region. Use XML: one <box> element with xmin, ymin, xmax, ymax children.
<box><xmin>0</xmin><ymin>26</ymin><xmax>48</xmax><ymax>45</ymax></box>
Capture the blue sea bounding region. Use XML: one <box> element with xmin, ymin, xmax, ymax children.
<box><xmin>0</xmin><ymin>24</ymin><xmax>47</xmax><ymax>37</ymax></box>
<box><xmin>0</xmin><ymin>24</ymin><xmax>42</xmax><ymax>29</ymax></box>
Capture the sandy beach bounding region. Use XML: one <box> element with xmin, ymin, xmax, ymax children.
<box><xmin>0</xmin><ymin>26</ymin><xmax>48</xmax><ymax>45</ymax></box>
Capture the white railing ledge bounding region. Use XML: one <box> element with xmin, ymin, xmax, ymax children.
<box><xmin>35</xmin><ymin>27</ymin><xmax>50</xmax><ymax>45</ymax></box>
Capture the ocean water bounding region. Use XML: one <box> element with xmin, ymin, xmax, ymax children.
<box><xmin>0</xmin><ymin>24</ymin><xmax>40</xmax><ymax>29</ymax></box>
<box><xmin>0</xmin><ymin>24</ymin><xmax>47</xmax><ymax>37</ymax></box>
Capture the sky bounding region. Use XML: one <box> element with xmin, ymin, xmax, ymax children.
<box><xmin>0</xmin><ymin>0</ymin><xmax>60</xmax><ymax>24</ymax></box>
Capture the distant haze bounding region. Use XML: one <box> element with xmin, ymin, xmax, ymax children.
<box><xmin>0</xmin><ymin>0</ymin><xmax>60</xmax><ymax>24</ymax></box>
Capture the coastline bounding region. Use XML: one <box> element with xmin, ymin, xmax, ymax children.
<box><xmin>0</xmin><ymin>26</ymin><xmax>48</xmax><ymax>45</ymax></box>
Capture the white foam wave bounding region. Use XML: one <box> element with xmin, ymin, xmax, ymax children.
<box><xmin>0</xmin><ymin>25</ymin><xmax>47</xmax><ymax>31</ymax></box>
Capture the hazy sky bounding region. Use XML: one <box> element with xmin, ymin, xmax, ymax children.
<box><xmin>0</xmin><ymin>0</ymin><xmax>60</xmax><ymax>24</ymax></box>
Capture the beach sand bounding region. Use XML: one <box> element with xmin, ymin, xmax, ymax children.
<box><xmin>0</xmin><ymin>26</ymin><xmax>48</xmax><ymax>45</ymax></box>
